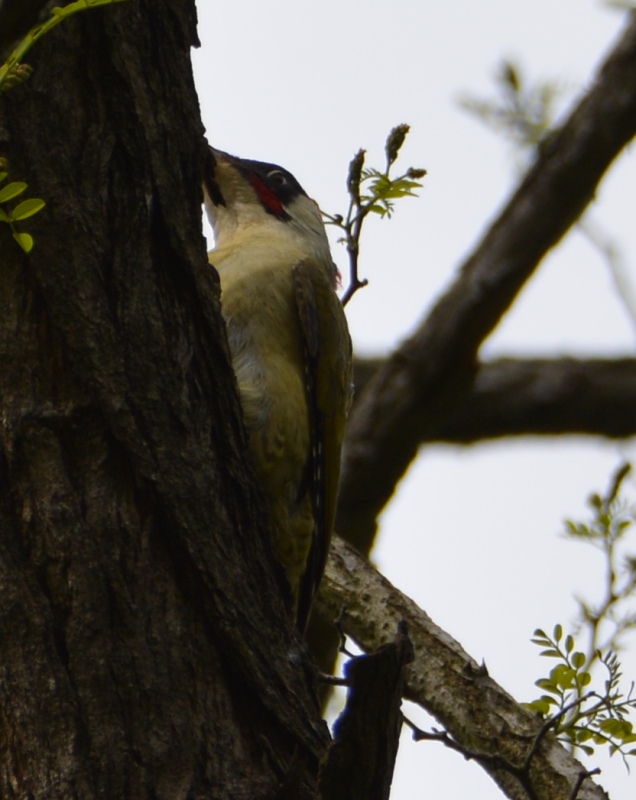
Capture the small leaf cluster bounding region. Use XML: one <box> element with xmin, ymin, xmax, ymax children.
<box><xmin>459</xmin><ymin>56</ymin><xmax>635</xmax><ymax>334</ymax></box>
<box><xmin>564</xmin><ymin>462</ymin><xmax>634</xmax><ymax>552</ymax></box>
<box><xmin>0</xmin><ymin>171</ymin><xmax>45</xmax><ymax>252</ymax></box>
<box><xmin>564</xmin><ymin>463</ymin><xmax>636</xmax><ymax>658</ymax></box>
<box><xmin>0</xmin><ymin>0</ymin><xmax>129</xmax><ymax>94</ymax></box>
<box><xmin>459</xmin><ymin>60</ymin><xmax>559</xmax><ymax>155</ymax></box>
<box><xmin>525</xmin><ymin>624</ymin><xmax>591</xmax><ymax>719</ymax></box>
<box><xmin>356</xmin><ymin>167</ymin><xmax>425</xmax><ymax>220</ymax></box>
<box><xmin>525</xmin><ymin>625</ymin><xmax>636</xmax><ymax>764</ymax></box>
<box><xmin>343</xmin><ymin>124</ymin><xmax>426</xmax><ymax>221</ymax></box>
<box><xmin>323</xmin><ymin>124</ymin><xmax>426</xmax><ymax>305</ymax></box>
<box><xmin>0</xmin><ymin>1</ymin><xmax>127</xmax><ymax>251</ymax></box>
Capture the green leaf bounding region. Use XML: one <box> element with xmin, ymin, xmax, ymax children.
<box><xmin>535</xmin><ymin>678</ymin><xmax>558</xmax><ymax>693</ymax></box>
<box><xmin>600</xmin><ymin>718</ymin><xmax>624</xmax><ymax>736</ymax></box>
<box><xmin>0</xmin><ymin>207</ymin><xmax>10</xmax><ymax>222</ymax></box>
<box><xmin>560</xmin><ymin>724</ymin><xmax>577</xmax><ymax>740</ymax></box>
<box><xmin>565</xmin><ymin>635</ymin><xmax>574</xmax><ymax>654</ymax></box>
<box><xmin>0</xmin><ymin>171</ymin><xmax>8</xmax><ymax>183</ymax></box>
<box><xmin>12</xmin><ymin>231</ymin><xmax>34</xmax><ymax>252</ymax></box>
<box><xmin>12</xmin><ymin>197</ymin><xmax>45</xmax><ymax>220</ymax></box>
<box><xmin>524</xmin><ymin>697</ymin><xmax>552</xmax><ymax>715</ymax></box>
<box><xmin>539</xmin><ymin>649</ymin><xmax>562</xmax><ymax>658</ymax></box>
<box><xmin>551</xmin><ymin>663</ymin><xmax>576</xmax><ymax>689</ymax></box>
<box><xmin>0</xmin><ymin>181</ymin><xmax>28</xmax><ymax>202</ymax></box>
<box><xmin>590</xmin><ymin>493</ymin><xmax>603</xmax><ymax>510</ymax></box>
<box><xmin>619</xmin><ymin>723</ymin><xmax>634</xmax><ymax>739</ymax></box>
<box><xmin>391</xmin><ymin>178</ymin><xmax>422</xmax><ymax>192</ymax></box>
<box><xmin>378</xmin><ymin>187</ymin><xmax>405</xmax><ymax>200</ymax></box>
<box><xmin>564</xmin><ymin>520</ymin><xmax>578</xmax><ymax>534</ymax></box>
<box><xmin>553</xmin><ymin>624</ymin><xmax>563</xmax><ymax>642</ymax></box>
<box><xmin>571</xmin><ymin>652</ymin><xmax>586</xmax><ymax>669</ymax></box>
<box><xmin>578</xmin><ymin>744</ymin><xmax>595</xmax><ymax>756</ymax></box>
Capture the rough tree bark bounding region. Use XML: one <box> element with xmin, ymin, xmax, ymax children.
<box><xmin>0</xmin><ymin>2</ymin><xmax>330</xmax><ymax>797</ymax></box>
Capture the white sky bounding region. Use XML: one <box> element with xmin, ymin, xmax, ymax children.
<box><xmin>192</xmin><ymin>2</ymin><xmax>636</xmax><ymax>797</ymax></box>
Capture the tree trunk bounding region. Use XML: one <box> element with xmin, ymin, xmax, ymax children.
<box><xmin>0</xmin><ymin>2</ymin><xmax>328</xmax><ymax>796</ymax></box>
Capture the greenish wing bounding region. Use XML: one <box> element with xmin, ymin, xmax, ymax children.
<box><xmin>292</xmin><ymin>261</ymin><xmax>352</xmax><ymax>631</ymax></box>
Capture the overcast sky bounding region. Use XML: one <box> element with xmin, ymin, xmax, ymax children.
<box><xmin>192</xmin><ymin>3</ymin><xmax>636</xmax><ymax>797</ymax></box>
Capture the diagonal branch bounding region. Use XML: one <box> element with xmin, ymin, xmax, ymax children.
<box><xmin>337</xmin><ymin>13</ymin><xmax>636</xmax><ymax>552</ymax></box>
<box><xmin>319</xmin><ymin>537</ymin><xmax>610</xmax><ymax>800</ymax></box>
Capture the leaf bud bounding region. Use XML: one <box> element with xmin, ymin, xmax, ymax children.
<box><xmin>385</xmin><ymin>124</ymin><xmax>410</xmax><ymax>166</ymax></box>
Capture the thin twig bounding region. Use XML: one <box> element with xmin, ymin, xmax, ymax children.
<box><xmin>522</xmin><ymin>692</ymin><xmax>595</xmax><ymax>771</ymax></box>
<box><xmin>568</xmin><ymin>768</ymin><xmax>602</xmax><ymax>800</ymax></box>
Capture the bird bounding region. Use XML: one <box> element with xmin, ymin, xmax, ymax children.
<box><xmin>203</xmin><ymin>148</ymin><xmax>352</xmax><ymax>632</ymax></box>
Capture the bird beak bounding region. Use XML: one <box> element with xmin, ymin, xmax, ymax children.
<box><xmin>204</xmin><ymin>147</ymin><xmax>226</xmax><ymax>208</ymax></box>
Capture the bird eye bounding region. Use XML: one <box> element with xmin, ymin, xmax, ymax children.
<box><xmin>267</xmin><ymin>170</ymin><xmax>288</xmax><ymax>186</ymax></box>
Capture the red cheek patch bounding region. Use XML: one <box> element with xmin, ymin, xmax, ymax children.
<box><xmin>249</xmin><ymin>174</ymin><xmax>291</xmax><ymax>220</ymax></box>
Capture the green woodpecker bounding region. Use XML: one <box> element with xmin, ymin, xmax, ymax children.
<box><xmin>203</xmin><ymin>148</ymin><xmax>352</xmax><ymax>632</ymax></box>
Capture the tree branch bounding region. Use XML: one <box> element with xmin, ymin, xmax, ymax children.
<box><xmin>337</xmin><ymin>12</ymin><xmax>636</xmax><ymax>552</ymax></box>
<box><xmin>318</xmin><ymin>537</ymin><xmax>610</xmax><ymax>800</ymax></box>
<box><xmin>353</xmin><ymin>356</ymin><xmax>636</xmax><ymax>443</ymax></box>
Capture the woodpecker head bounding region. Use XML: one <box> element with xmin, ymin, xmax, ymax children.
<box><xmin>203</xmin><ymin>148</ymin><xmax>330</xmax><ymax>261</ymax></box>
